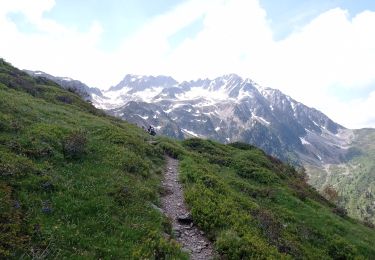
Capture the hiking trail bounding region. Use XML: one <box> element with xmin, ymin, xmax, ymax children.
<box><xmin>161</xmin><ymin>156</ymin><xmax>215</xmax><ymax>260</ymax></box>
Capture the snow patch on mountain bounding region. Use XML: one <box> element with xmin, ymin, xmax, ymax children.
<box><xmin>253</xmin><ymin>115</ymin><xmax>270</xmax><ymax>126</ymax></box>
<box><xmin>182</xmin><ymin>128</ymin><xmax>199</xmax><ymax>137</ymax></box>
<box><xmin>300</xmin><ymin>137</ymin><xmax>311</xmax><ymax>145</ymax></box>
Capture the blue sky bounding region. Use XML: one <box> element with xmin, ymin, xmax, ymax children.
<box><xmin>23</xmin><ymin>0</ymin><xmax>375</xmax><ymax>49</ymax></box>
<box><xmin>10</xmin><ymin>0</ymin><xmax>375</xmax><ymax>49</ymax></box>
<box><xmin>44</xmin><ymin>0</ymin><xmax>184</xmax><ymax>50</ymax></box>
<box><xmin>261</xmin><ymin>0</ymin><xmax>375</xmax><ymax>39</ymax></box>
<box><xmin>0</xmin><ymin>0</ymin><xmax>375</xmax><ymax>128</ymax></box>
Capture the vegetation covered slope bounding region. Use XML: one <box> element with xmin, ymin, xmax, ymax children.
<box><xmin>157</xmin><ymin>138</ymin><xmax>375</xmax><ymax>259</ymax></box>
<box><xmin>0</xmin><ymin>59</ymin><xmax>186</xmax><ymax>258</ymax></box>
<box><xmin>308</xmin><ymin>129</ymin><xmax>375</xmax><ymax>225</ymax></box>
<box><xmin>1</xmin><ymin>59</ymin><xmax>375</xmax><ymax>259</ymax></box>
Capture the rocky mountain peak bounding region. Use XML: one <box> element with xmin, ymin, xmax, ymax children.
<box><xmin>95</xmin><ymin>73</ymin><xmax>347</xmax><ymax>165</ymax></box>
<box><xmin>108</xmin><ymin>74</ymin><xmax>178</xmax><ymax>92</ymax></box>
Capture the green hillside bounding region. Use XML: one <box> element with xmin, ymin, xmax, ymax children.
<box><xmin>1</xmin><ymin>59</ymin><xmax>374</xmax><ymax>259</ymax></box>
<box><xmin>308</xmin><ymin>129</ymin><xmax>375</xmax><ymax>226</ymax></box>
<box><xmin>0</xmin><ymin>59</ymin><xmax>186</xmax><ymax>258</ymax></box>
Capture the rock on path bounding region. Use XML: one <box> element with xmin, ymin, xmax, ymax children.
<box><xmin>161</xmin><ymin>157</ymin><xmax>215</xmax><ymax>260</ymax></box>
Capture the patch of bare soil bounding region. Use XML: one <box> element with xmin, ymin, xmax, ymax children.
<box><xmin>161</xmin><ymin>157</ymin><xmax>215</xmax><ymax>260</ymax></box>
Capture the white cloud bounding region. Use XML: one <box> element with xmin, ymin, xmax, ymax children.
<box><xmin>261</xmin><ymin>8</ymin><xmax>375</xmax><ymax>128</ymax></box>
<box><xmin>0</xmin><ymin>0</ymin><xmax>106</xmax><ymax>87</ymax></box>
<box><xmin>0</xmin><ymin>0</ymin><xmax>374</xmax><ymax>128</ymax></box>
<box><xmin>165</xmin><ymin>0</ymin><xmax>274</xmax><ymax>80</ymax></box>
<box><xmin>324</xmin><ymin>91</ymin><xmax>375</xmax><ymax>128</ymax></box>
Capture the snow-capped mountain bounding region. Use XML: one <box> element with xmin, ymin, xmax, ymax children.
<box><xmin>93</xmin><ymin>73</ymin><xmax>351</xmax><ymax>164</ymax></box>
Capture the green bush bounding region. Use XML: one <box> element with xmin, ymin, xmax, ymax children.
<box><xmin>328</xmin><ymin>235</ymin><xmax>358</xmax><ymax>259</ymax></box>
<box><xmin>121</xmin><ymin>152</ymin><xmax>150</xmax><ymax>177</ymax></box>
<box><xmin>0</xmin><ymin>150</ymin><xmax>37</xmax><ymax>177</ymax></box>
<box><xmin>109</xmin><ymin>186</ymin><xmax>134</xmax><ymax>206</ymax></box>
<box><xmin>216</xmin><ymin>230</ymin><xmax>284</xmax><ymax>259</ymax></box>
<box><xmin>0</xmin><ymin>114</ymin><xmax>10</xmax><ymax>131</ymax></box>
<box><xmin>183</xmin><ymin>139</ymin><xmax>230</xmax><ymax>157</ymax></box>
<box><xmin>0</xmin><ymin>183</ymin><xmax>29</xmax><ymax>258</ymax></box>
<box><xmin>235</xmin><ymin>162</ymin><xmax>278</xmax><ymax>184</ymax></box>
<box><xmin>156</xmin><ymin>140</ymin><xmax>185</xmax><ymax>159</ymax></box>
<box><xmin>229</xmin><ymin>142</ymin><xmax>258</xmax><ymax>151</ymax></box>
<box><xmin>132</xmin><ymin>230</ymin><xmax>188</xmax><ymax>259</ymax></box>
<box><xmin>9</xmin><ymin>139</ymin><xmax>54</xmax><ymax>159</ymax></box>
<box><xmin>206</xmin><ymin>154</ymin><xmax>233</xmax><ymax>167</ymax></box>
<box><xmin>253</xmin><ymin>208</ymin><xmax>283</xmax><ymax>246</ymax></box>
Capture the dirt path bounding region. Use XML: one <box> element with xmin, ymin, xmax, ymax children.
<box><xmin>161</xmin><ymin>157</ymin><xmax>215</xmax><ymax>260</ymax></box>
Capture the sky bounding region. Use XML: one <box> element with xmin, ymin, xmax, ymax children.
<box><xmin>0</xmin><ymin>0</ymin><xmax>375</xmax><ymax>129</ymax></box>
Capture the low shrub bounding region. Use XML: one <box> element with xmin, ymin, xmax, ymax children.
<box><xmin>62</xmin><ymin>130</ymin><xmax>87</xmax><ymax>159</ymax></box>
<box><xmin>0</xmin><ymin>183</ymin><xmax>29</xmax><ymax>258</ymax></box>
<box><xmin>229</xmin><ymin>142</ymin><xmax>258</xmax><ymax>151</ymax></box>
<box><xmin>132</xmin><ymin>230</ymin><xmax>187</xmax><ymax>259</ymax></box>
<box><xmin>109</xmin><ymin>186</ymin><xmax>133</xmax><ymax>206</ymax></box>
<box><xmin>121</xmin><ymin>152</ymin><xmax>150</xmax><ymax>177</ymax></box>
<box><xmin>328</xmin><ymin>235</ymin><xmax>358</xmax><ymax>259</ymax></box>
<box><xmin>289</xmin><ymin>179</ymin><xmax>310</xmax><ymax>201</ymax></box>
<box><xmin>362</xmin><ymin>218</ymin><xmax>374</xmax><ymax>229</ymax></box>
<box><xmin>216</xmin><ymin>230</ymin><xmax>283</xmax><ymax>259</ymax></box>
<box><xmin>207</xmin><ymin>154</ymin><xmax>232</xmax><ymax>167</ymax></box>
<box><xmin>1</xmin><ymin>73</ymin><xmax>40</xmax><ymax>97</ymax></box>
<box><xmin>56</xmin><ymin>95</ymin><xmax>73</xmax><ymax>104</ymax></box>
<box><xmin>0</xmin><ymin>150</ymin><xmax>37</xmax><ymax>177</ymax></box>
<box><xmin>0</xmin><ymin>114</ymin><xmax>10</xmax><ymax>131</ymax></box>
<box><xmin>235</xmin><ymin>162</ymin><xmax>277</xmax><ymax>184</ymax></box>
<box><xmin>183</xmin><ymin>139</ymin><xmax>230</xmax><ymax>158</ymax></box>
<box><xmin>157</xmin><ymin>141</ymin><xmax>184</xmax><ymax>159</ymax></box>
<box><xmin>10</xmin><ymin>139</ymin><xmax>54</xmax><ymax>159</ymax></box>
<box><xmin>332</xmin><ymin>206</ymin><xmax>348</xmax><ymax>218</ymax></box>
<box><xmin>253</xmin><ymin>208</ymin><xmax>283</xmax><ymax>245</ymax></box>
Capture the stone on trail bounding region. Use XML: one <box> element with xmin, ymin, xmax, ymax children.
<box><xmin>177</xmin><ymin>213</ymin><xmax>193</xmax><ymax>225</ymax></box>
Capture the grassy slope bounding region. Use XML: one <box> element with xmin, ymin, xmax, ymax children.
<box><xmin>345</xmin><ymin>129</ymin><xmax>375</xmax><ymax>223</ymax></box>
<box><xmin>157</xmin><ymin>138</ymin><xmax>375</xmax><ymax>259</ymax></box>
<box><xmin>1</xmin><ymin>59</ymin><xmax>374</xmax><ymax>259</ymax></box>
<box><xmin>308</xmin><ymin>129</ymin><xmax>375</xmax><ymax>225</ymax></box>
<box><xmin>0</xmin><ymin>59</ymin><xmax>186</xmax><ymax>258</ymax></box>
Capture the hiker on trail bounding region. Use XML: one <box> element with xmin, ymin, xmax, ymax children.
<box><xmin>148</xmin><ymin>125</ymin><xmax>156</xmax><ymax>136</ymax></box>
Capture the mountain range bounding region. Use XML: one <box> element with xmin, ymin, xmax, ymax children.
<box><xmin>26</xmin><ymin>70</ymin><xmax>375</xmax><ymax>224</ymax></box>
